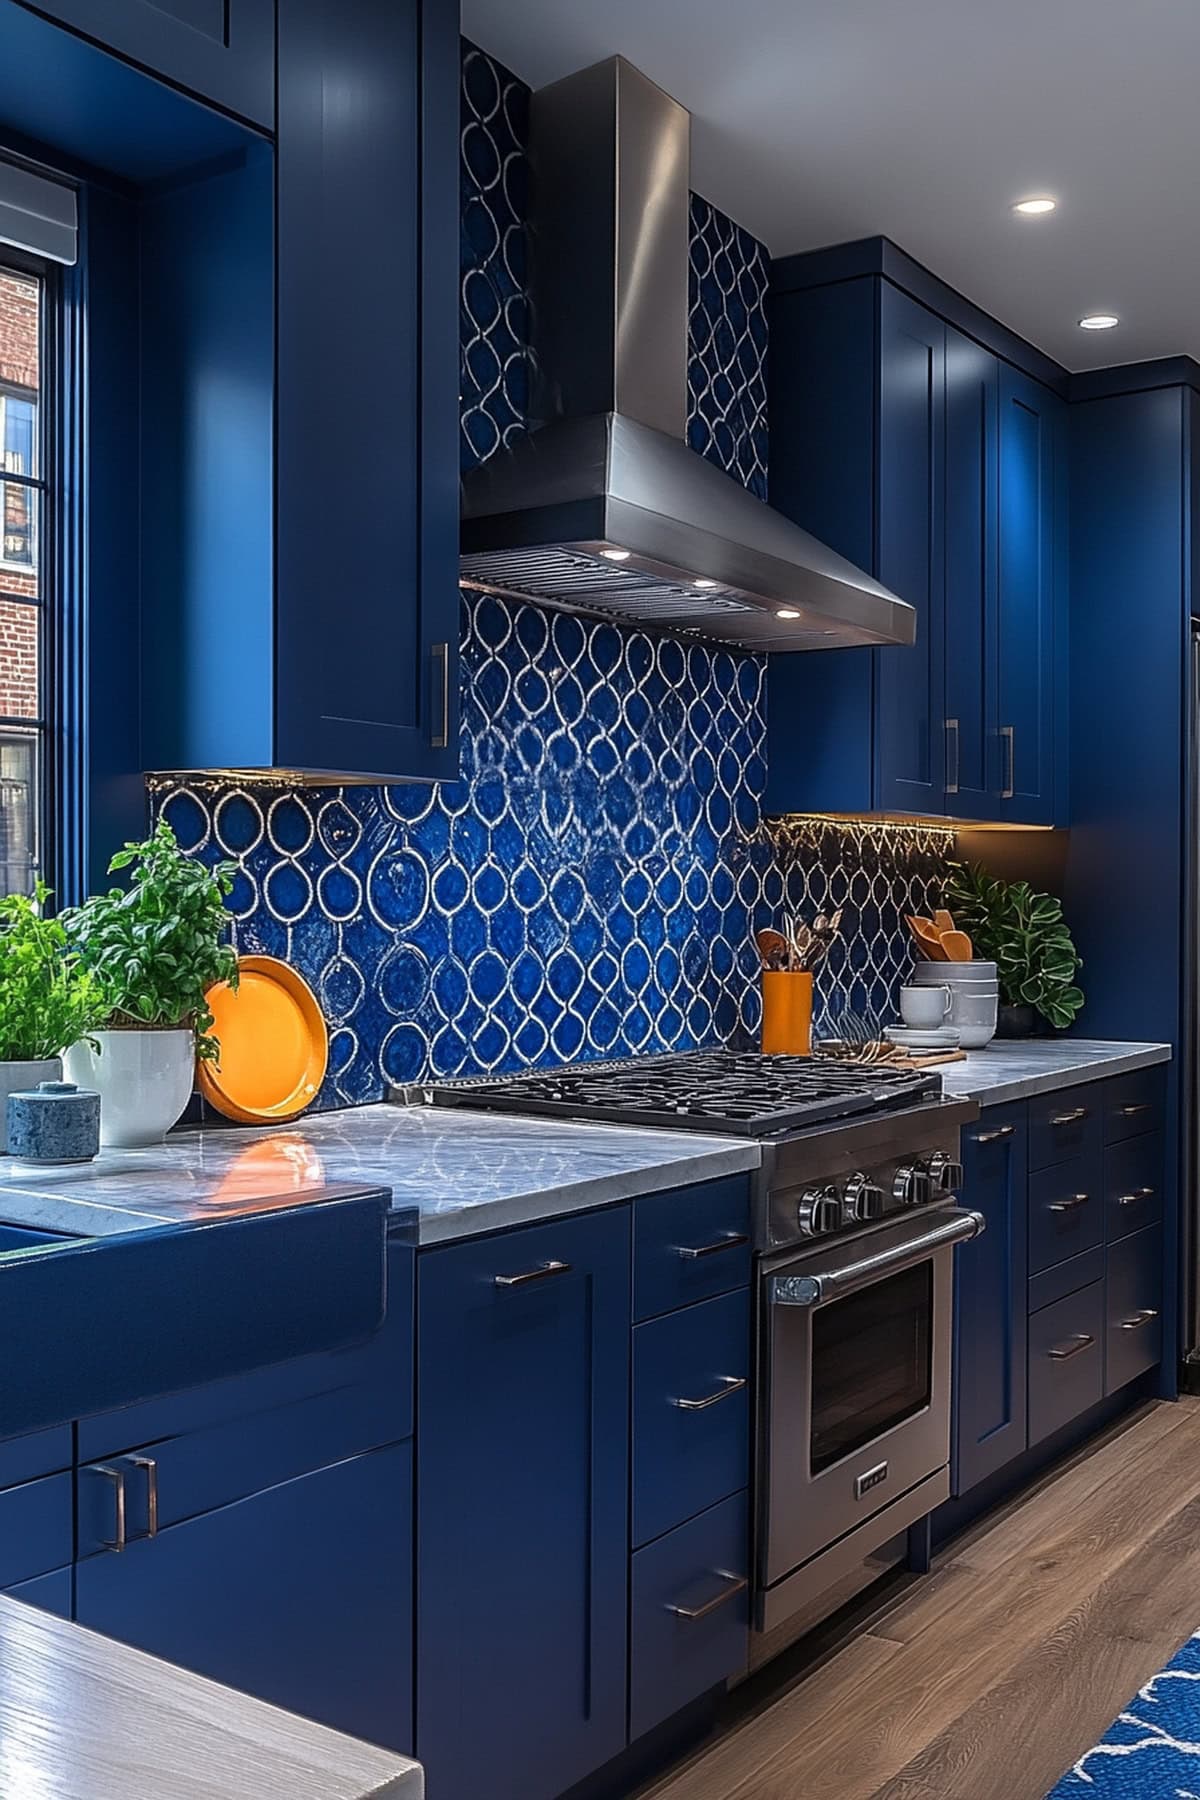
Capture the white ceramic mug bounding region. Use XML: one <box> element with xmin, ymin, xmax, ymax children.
<box><xmin>900</xmin><ymin>984</ymin><xmax>951</xmax><ymax>1027</ymax></box>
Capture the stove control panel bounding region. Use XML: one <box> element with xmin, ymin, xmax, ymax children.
<box><xmin>783</xmin><ymin>1140</ymin><xmax>967</xmax><ymax>1243</ymax></box>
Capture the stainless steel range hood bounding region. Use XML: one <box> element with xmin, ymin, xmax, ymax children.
<box><xmin>460</xmin><ymin>56</ymin><xmax>915</xmax><ymax>654</ymax></box>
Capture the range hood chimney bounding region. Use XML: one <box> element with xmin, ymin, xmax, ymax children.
<box><xmin>460</xmin><ymin>56</ymin><xmax>915</xmax><ymax>653</ymax></box>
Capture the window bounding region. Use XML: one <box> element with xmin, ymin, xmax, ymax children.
<box><xmin>0</xmin><ymin>262</ymin><xmax>46</xmax><ymax>897</ymax></box>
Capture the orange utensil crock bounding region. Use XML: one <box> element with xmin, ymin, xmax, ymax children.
<box><xmin>761</xmin><ymin>970</ymin><xmax>813</xmax><ymax>1057</ymax></box>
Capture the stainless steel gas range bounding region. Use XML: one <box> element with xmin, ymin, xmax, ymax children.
<box><xmin>425</xmin><ymin>1051</ymin><xmax>983</xmax><ymax>1654</ymax></box>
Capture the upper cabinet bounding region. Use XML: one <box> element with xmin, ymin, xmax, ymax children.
<box><xmin>15</xmin><ymin>0</ymin><xmax>276</xmax><ymax>128</ymax></box>
<box><xmin>766</xmin><ymin>259</ymin><xmax>1066</xmax><ymax>827</ymax></box>
<box><xmin>138</xmin><ymin>0</ymin><xmax>461</xmax><ymax>783</ymax></box>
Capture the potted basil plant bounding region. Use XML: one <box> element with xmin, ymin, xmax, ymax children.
<box><xmin>62</xmin><ymin>821</ymin><xmax>239</xmax><ymax>1147</ymax></box>
<box><xmin>944</xmin><ymin>862</ymin><xmax>1084</xmax><ymax>1036</ymax></box>
<box><xmin>0</xmin><ymin>882</ymin><xmax>106</xmax><ymax>1152</ymax></box>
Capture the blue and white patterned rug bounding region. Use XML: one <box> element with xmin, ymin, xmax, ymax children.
<box><xmin>1047</xmin><ymin>1631</ymin><xmax>1200</xmax><ymax>1797</ymax></box>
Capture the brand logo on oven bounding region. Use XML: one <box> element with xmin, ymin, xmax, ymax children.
<box><xmin>855</xmin><ymin>1461</ymin><xmax>889</xmax><ymax>1500</ymax></box>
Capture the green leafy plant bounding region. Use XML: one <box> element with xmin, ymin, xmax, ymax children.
<box><xmin>944</xmin><ymin>861</ymin><xmax>1084</xmax><ymax>1031</ymax></box>
<box><xmin>64</xmin><ymin>821</ymin><xmax>239</xmax><ymax>1062</ymax></box>
<box><xmin>0</xmin><ymin>881</ymin><xmax>106</xmax><ymax>1062</ymax></box>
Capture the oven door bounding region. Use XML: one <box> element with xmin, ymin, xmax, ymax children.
<box><xmin>760</xmin><ymin>1205</ymin><xmax>984</xmax><ymax>1590</ymax></box>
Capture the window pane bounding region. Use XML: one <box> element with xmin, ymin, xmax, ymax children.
<box><xmin>0</xmin><ymin>727</ymin><xmax>38</xmax><ymax>896</ymax></box>
<box><xmin>0</xmin><ymin>478</ymin><xmax>37</xmax><ymax>577</ymax></box>
<box><xmin>0</xmin><ymin>268</ymin><xmax>40</xmax><ymax>481</ymax></box>
<box><xmin>0</xmin><ymin>599</ymin><xmax>38</xmax><ymax>719</ymax></box>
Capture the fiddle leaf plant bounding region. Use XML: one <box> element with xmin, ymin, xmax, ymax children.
<box><xmin>0</xmin><ymin>881</ymin><xmax>106</xmax><ymax>1062</ymax></box>
<box><xmin>63</xmin><ymin>820</ymin><xmax>239</xmax><ymax>1063</ymax></box>
<box><xmin>943</xmin><ymin>861</ymin><xmax>1084</xmax><ymax>1031</ymax></box>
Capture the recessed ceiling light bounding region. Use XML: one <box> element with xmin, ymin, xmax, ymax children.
<box><xmin>1079</xmin><ymin>313</ymin><xmax>1119</xmax><ymax>331</ymax></box>
<box><xmin>1013</xmin><ymin>196</ymin><xmax>1057</xmax><ymax>216</ymax></box>
<box><xmin>600</xmin><ymin>548</ymin><xmax>630</xmax><ymax>562</ymax></box>
<box><xmin>776</xmin><ymin>608</ymin><xmax>801</xmax><ymax>620</ymax></box>
<box><xmin>693</xmin><ymin>578</ymin><xmax>718</xmax><ymax>589</ymax></box>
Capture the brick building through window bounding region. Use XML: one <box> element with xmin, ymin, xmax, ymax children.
<box><xmin>0</xmin><ymin>263</ymin><xmax>43</xmax><ymax>894</ymax></box>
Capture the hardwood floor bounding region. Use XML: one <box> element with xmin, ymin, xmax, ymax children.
<box><xmin>643</xmin><ymin>1398</ymin><xmax>1200</xmax><ymax>1800</ymax></box>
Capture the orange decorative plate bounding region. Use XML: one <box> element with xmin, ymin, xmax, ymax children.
<box><xmin>198</xmin><ymin>955</ymin><xmax>328</xmax><ymax>1125</ymax></box>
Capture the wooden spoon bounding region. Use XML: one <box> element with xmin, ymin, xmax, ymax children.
<box><xmin>908</xmin><ymin>917</ymin><xmax>949</xmax><ymax>961</ymax></box>
<box><xmin>756</xmin><ymin>928</ymin><xmax>790</xmax><ymax>971</ymax></box>
<box><xmin>934</xmin><ymin>908</ymin><xmax>956</xmax><ymax>934</ymax></box>
<box><xmin>940</xmin><ymin>928</ymin><xmax>974</xmax><ymax>962</ymax></box>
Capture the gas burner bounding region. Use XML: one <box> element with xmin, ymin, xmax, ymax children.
<box><xmin>424</xmin><ymin>1050</ymin><xmax>942</xmax><ymax>1139</ymax></box>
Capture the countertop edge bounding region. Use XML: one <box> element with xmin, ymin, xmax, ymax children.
<box><xmin>942</xmin><ymin>1042</ymin><xmax>1172</xmax><ymax>1108</ymax></box>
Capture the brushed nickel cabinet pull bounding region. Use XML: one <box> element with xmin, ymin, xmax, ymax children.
<box><xmin>1050</xmin><ymin>1107</ymin><xmax>1088</xmax><ymax>1127</ymax></box>
<box><xmin>1118</xmin><ymin>1103</ymin><xmax>1152</xmax><ymax>1118</ymax></box>
<box><xmin>1048</xmin><ymin>1333</ymin><xmax>1095</xmax><ymax>1361</ymax></box>
<box><xmin>493</xmin><ymin>1260</ymin><xmax>572</xmax><ymax>1288</ymax></box>
<box><xmin>672</xmin><ymin>1376</ymin><xmax>747</xmax><ymax>1412</ymax></box>
<box><xmin>974</xmin><ymin>1123</ymin><xmax>1016</xmax><ymax>1144</ymax></box>
<box><xmin>1116</xmin><ymin>1187</ymin><xmax>1155</xmax><ymax>1207</ymax></box>
<box><xmin>1119</xmin><ymin>1309</ymin><xmax>1159</xmax><ymax>1332</ymax></box>
<box><xmin>676</xmin><ymin>1232</ymin><xmax>749</xmax><ymax>1261</ymax></box>
<box><xmin>129</xmin><ymin>1454</ymin><xmax>159</xmax><ymax>1538</ymax></box>
<box><xmin>1048</xmin><ymin>1193</ymin><xmax>1090</xmax><ymax>1214</ymax></box>
<box><xmin>945</xmin><ymin>718</ymin><xmax>960</xmax><ymax>795</ymax></box>
<box><xmin>665</xmin><ymin>1571</ymin><xmax>748</xmax><ymax>1621</ymax></box>
<box><xmin>431</xmin><ymin>641</ymin><xmax>450</xmax><ymax>749</ymax></box>
<box><xmin>1000</xmin><ymin>725</ymin><xmax>1015</xmax><ymax>799</ymax></box>
<box><xmin>92</xmin><ymin>1464</ymin><xmax>127</xmax><ymax>1553</ymax></box>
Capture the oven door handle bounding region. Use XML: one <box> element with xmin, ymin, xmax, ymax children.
<box><xmin>770</xmin><ymin>1208</ymin><xmax>987</xmax><ymax>1308</ymax></box>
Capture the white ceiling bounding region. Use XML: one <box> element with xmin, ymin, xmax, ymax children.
<box><xmin>462</xmin><ymin>0</ymin><xmax>1200</xmax><ymax>373</ymax></box>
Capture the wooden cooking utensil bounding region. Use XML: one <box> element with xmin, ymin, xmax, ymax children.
<box><xmin>934</xmin><ymin>908</ymin><xmax>955</xmax><ymax>934</ymax></box>
<box><xmin>940</xmin><ymin>929</ymin><xmax>974</xmax><ymax>962</ymax></box>
<box><xmin>908</xmin><ymin>917</ymin><xmax>948</xmax><ymax>960</ymax></box>
<box><xmin>755</xmin><ymin>928</ymin><xmax>790</xmax><ymax>972</ymax></box>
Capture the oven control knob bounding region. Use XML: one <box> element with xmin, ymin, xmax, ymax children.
<box><xmin>843</xmin><ymin>1173</ymin><xmax>885</xmax><ymax>1224</ymax></box>
<box><xmin>925</xmin><ymin>1152</ymin><xmax>965</xmax><ymax>1196</ymax></box>
<box><xmin>893</xmin><ymin>1163</ymin><xmax>932</xmax><ymax>1207</ymax></box>
<box><xmin>797</xmin><ymin>1186</ymin><xmax>843</xmax><ymax>1238</ymax></box>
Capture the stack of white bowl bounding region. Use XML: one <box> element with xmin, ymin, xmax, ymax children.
<box><xmin>911</xmin><ymin>960</ymin><xmax>999</xmax><ymax>1049</ymax></box>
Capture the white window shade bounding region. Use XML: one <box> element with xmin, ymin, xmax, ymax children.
<box><xmin>0</xmin><ymin>158</ymin><xmax>76</xmax><ymax>266</ymax></box>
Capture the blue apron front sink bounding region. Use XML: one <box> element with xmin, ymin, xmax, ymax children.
<box><xmin>0</xmin><ymin>1189</ymin><xmax>389</xmax><ymax>1439</ymax></box>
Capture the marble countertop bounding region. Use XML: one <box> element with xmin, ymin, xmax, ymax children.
<box><xmin>0</xmin><ymin>1595</ymin><xmax>422</xmax><ymax>1799</ymax></box>
<box><xmin>938</xmin><ymin>1038</ymin><xmax>1171</xmax><ymax>1107</ymax></box>
<box><xmin>0</xmin><ymin>1102</ymin><xmax>761</xmax><ymax>1246</ymax></box>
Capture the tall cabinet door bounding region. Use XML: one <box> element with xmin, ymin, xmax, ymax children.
<box><xmin>995</xmin><ymin>367</ymin><xmax>1062</xmax><ymax>825</ymax></box>
<box><xmin>944</xmin><ymin>328</ymin><xmax>999</xmax><ymax>821</ymax></box>
<box><xmin>274</xmin><ymin>0</ymin><xmax>460</xmax><ymax>781</ymax></box>
<box><xmin>417</xmin><ymin>1210</ymin><xmax>631</xmax><ymax>1800</ymax></box>
<box><xmin>875</xmin><ymin>283</ymin><xmax>947</xmax><ymax>815</ymax></box>
<box><xmin>953</xmin><ymin>1106</ymin><xmax>1029</xmax><ymax>1496</ymax></box>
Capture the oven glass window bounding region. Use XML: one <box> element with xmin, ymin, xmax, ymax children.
<box><xmin>810</xmin><ymin>1262</ymin><xmax>933</xmax><ymax>1475</ymax></box>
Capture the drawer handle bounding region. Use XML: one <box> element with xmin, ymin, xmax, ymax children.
<box><xmin>431</xmin><ymin>641</ymin><xmax>450</xmax><ymax>750</ymax></box>
<box><xmin>1119</xmin><ymin>1308</ymin><xmax>1160</xmax><ymax>1332</ymax></box>
<box><xmin>665</xmin><ymin>1571</ymin><xmax>748</xmax><ymax>1622</ymax></box>
<box><xmin>1118</xmin><ymin>1103</ymin><xmax>1152</xmax><ymax>1118</ymax></box>
<box><xmin>92</xmin><ymin>1463</ymin><xmax>127</xmax><ymax>1553</ymax></box>
<box><xmin>675</xmin><ymin>1232</ymin><xmax>749</xmax><ymax>1261</ymax></box>
<box><xmin>494</xmin><ymin>1260</ymin><xmax>572</xmax><ymax>1288</ymax></box>
<box><xmin>129</xmin><ymin>1454</ymin><xmax>159</xmax><ymax>1538</ymax></box>
<box><xmin>1116</xmin><ymin>1187</ymin><xmax>1156</xmax><ymax>1207</ymax></box>
<box><xmin>1048</xmin><ymin>1193</ymin><xmax>1090</xmax><ymax>1214</ymax></box>
<box><xmin>672</xmin><ymin>1375</ymin><xmax>747</xmax><ymax>1412</ymax></box>
<box><xmin>974</xmin><ymin>1124</ymin><xmax>1016</xmax><ymax>1144</ymax></box>
<box><xmin>1050</xmin><ymin>1108</ymin><xmax>1089</xmax><ymax>1127</ymax></box>
<box><xmin>1048</xmin><ymin>1333</ymin><xmax>1095</xmax><ymax>1362</ymax></box>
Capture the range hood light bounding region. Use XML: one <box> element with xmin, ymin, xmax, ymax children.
<box><xmin>693</xmin><ymin>578</ymin><xmax>718</xmax><ymax>589</ymax></box>
<box><xmin>776</xmin><ymin>608</ymin><xmax>801</xmax><ymax>620</ymax></box>
<box><xmin>600</xmin><ymin>548</ymin><xmax>631</xmax><ymax>561</ymax></box>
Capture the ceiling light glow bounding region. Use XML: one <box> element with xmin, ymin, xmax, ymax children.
<box><xmin>600</xmin><ymin>547</ymin><xmax>631</xmax><ymax>561</ymax></box>
<box><xmin>1078</xmin><ymin>313</ymin><xmax>1119</xmax><ymax>331</ymax></box>
<box><xmin>1013</xmin><ymin>196</ymin><xmax>1057</xmax><ymax>216</ymax></box>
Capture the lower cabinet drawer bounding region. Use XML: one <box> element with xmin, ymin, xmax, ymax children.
<box><xmin>1102</xmin><ymin>1066</ymin><xmax>1165</xmax><ymax>1145</ymax></box>
<box><xmin>632</xmin><ymin>1289</ymin><xmax>750</xmax><ymax>1548</ymax></box>
<box><xmin>1105</xmin><ymin>1133</ymin><xmax>1163</xmax><ymax>1244</ymax></box>
<box><xmin>1028</xmin><ymin>1155</ymin><xmax>1103</xmax><ymax>1276</ymax></box>
<box><xmin>634</xmin><ymin>1178</ymin><xmax>751</xmax><ymax>1322</ymax></box>
<box><xmin>629</xmin><ymin>1490</ymin><xmax>749</xmax><ymax>1742</ymax></box>
<box><xmin>1106</xmin><ymin>1225</ymin><xmax>1163</xmax><ymax>1395</ymax></box>
<box><xmin>1028</xmin><ymin>1283</ymin><xmax>1104</xmax><ymax>1448</ymax></box>
<box><xmin>0</xmin><ymin>1470</ymin><xmax>72</xmax><ymax>1589</ymax></box>
<box><xmin>3</xmin><ymin>1566</ymin><xmax>72</xmax><ymax>1617</ymax></box>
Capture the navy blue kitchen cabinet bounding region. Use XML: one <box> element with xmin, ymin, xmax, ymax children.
<box><xmin>416</xmin><ymin>1209</ymin><xmax>631</xmax><ymax>1800</ymax></box>
<box><xmin>140</xmin><ymin>0</ymin><xmax>461</xmax><ymax>784</ymax></box>
<box><xmin>953</xmin><ymin>1106</ymin><xmax>1028</xmax><ymax>1495</ymax></box>
<box><xmin>767</xmin><ymin>247</ymin><xmax>1064</xmax><ymax>826</ymax></box>
<box><xmin>13</xmin><ymin>0</ymin><xmax>275</xmax><ymax>128</ymax></box>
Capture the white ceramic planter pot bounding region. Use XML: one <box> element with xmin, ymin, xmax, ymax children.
<box><xmin>64</xmin><ymin>1030</ymin><xmax>195</xmax><ymax>1148</ymax></box>
<box><xmin>0</xmin><ymin>1057</ymin><xmax>61</xmax><ymax>1153</ymax></box>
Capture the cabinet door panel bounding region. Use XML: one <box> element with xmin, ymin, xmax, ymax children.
<box><xmin>275</xmin><ymin>0</ymin><xmax>460</xmax><ymax>780</ymax></box>
<box><xmin>20</xmin><ymin>0</ymin><xmax>275</xmax><ymax>128</ymax></box>
<box><xmin>876</xmin><ymin>283</ymin><xmax>946</xmax><ymax>815</ymax></box>
<box><xmin>417</xmin><ymin>1210</ymin><xmax>630</xmax><ymax>1800</ymax></box>
<box><xmin>996</xmin><ymin>366</ymin><xmax>1061</xmax><ymax>824</ymax></box>
<box><xmin>76</xmin><ymin>1444</ymin><xmax>413</xmax><ymax>1754</ymax></box>
<box><xmin>953</xmin><ymin>1106</ymin><xmax>1028</xmax><ymax>1495</ymax></box>
<box><xmin>944</xmin><ymin>329</ymin><xmax>998</xmax><ymax>820</ymax></box>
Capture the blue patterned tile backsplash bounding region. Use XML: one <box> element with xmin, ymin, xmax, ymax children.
<box><xmin>149</xmin><ymin>40</ymin><xmax>957</xmax><ymax>1108</ymax></box>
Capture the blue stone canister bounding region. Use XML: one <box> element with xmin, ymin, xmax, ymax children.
<box><xmin>7</xmin><ymin>1080</ymin><xmax>101</xmax><ymax>1164</ymax></box>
